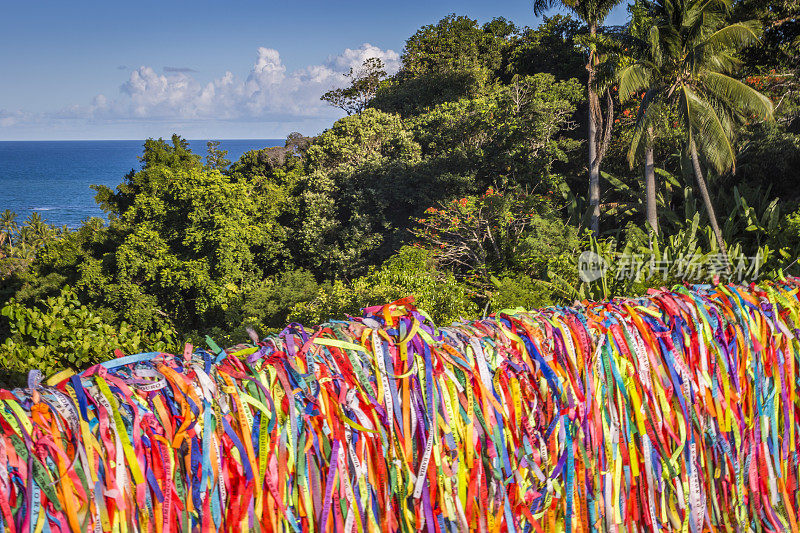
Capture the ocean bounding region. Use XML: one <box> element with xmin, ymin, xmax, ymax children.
<box><xmin>0</xmin><ymin>139</ymin><xmax>283</xmax><ymax>228</ymax></box>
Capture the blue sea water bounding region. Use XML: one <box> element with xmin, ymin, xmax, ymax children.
<box><xmin>0</xmin><ymin>139</ymin><xmax>283</xmax><ymax>228</ymax></box>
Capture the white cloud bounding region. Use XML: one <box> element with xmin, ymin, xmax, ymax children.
<box><xmin>0</xmin><ymin>109</ymin><xmax>31</xmax><ymax>128</ymax></box>
<box><xmin>325</xmin><ymin>43</ymin><xmax>400</xmax><ymax>72</ymax></box>
<box><xmin>80</xmin><ymin>43</ymin><xmax>400</xmax><ymax>123</ymax></box>
<box><xmin>0</xmin><ymin>43</ymin><xmax>401</xmax><ymax>139</ymax></box>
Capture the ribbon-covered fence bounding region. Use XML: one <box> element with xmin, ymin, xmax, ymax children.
<box><xmin>1</xmin><ymin>281</ymin><xmax>800</xmax><ymax>532</ymax></box>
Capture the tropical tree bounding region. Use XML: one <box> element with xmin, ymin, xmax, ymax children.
<box><xmin>619</xmin><ymin>0</ymin><xmax>773</xmax><ymax>260</ymax></box>
<box><xmin>19</xmin><ymin>213</ymin><xmax>52</xmax><ymax>247</ymax></box>
<box><xmin>533</xmin><ymin>0</ymin><xmax>625</xmax><ymax>235</ymax></box>
<box><xmin>205</xmin><ymin>140</ymin><xmax>231</xmax><ymax>170</ymax></box>
<box><xmin>0</xmin><ymin>210</ymin><xmax>18</xmax><ymax>250</ymax></box>
<box><xmin>400</xmin><ymin>14</ymin><xmax>511</xmax><ymax>78</ymax></box>
<box><xmin>617</xmin><ymin>1</ymin><xmax>663</xmax><ymax>235</ymax></box>
<box><xmin>321</xmin><ymin>58</ymin><xmax>388</xmax><ymax>116</ymax></box>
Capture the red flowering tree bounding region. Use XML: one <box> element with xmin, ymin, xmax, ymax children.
<box><xmin>411</xmin><ymin>188</ymin><xmax>551</xmax><ymax>288</ymax></box>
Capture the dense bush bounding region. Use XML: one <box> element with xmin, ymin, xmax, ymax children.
<box><xmin>0</xmin><ymin>287</ymin><xmax>177</xmax><ymax>378</ymax></box>
<box><xmin>289</xmin><ymin>246</ymin><xmax>478</xmax><ymax>327</ymax></box>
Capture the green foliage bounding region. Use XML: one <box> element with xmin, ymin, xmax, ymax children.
<box><xmin>0</xmin><ymin>211</ymin><xmax>63</xmax><ymax>283</ymax></box>
<box><xmin>533</xmin><ymin>0</ymin><xmax>624</xmax><ymax>29</ymax></box>
<box><xmin>780</xmin><ymin>208</ymin><xmax>800</xmax><ymax>251</ymax></box>
<box><xmin>736</xmin><ymin>122</ymin><xmax>800</xmax><ymax>201</ymax></box>
<box><xmin>0</xmin><ymin>287</ymin><xmax>178</xmax><ymax>377</ymax></box>
<box><xmin>217</xmin><ymin>269</ymin><xmax>320</xmax><ymax>342</ymax></box>
<box><xmin>289</xmin><ymin>246</ymin><xmax>478</xmax><ymax>327</ymax></box>
<box><xmin>562</xmin><ymin>216</ymin><xmax>785</xmax><ymax>303</ymax></box>
<box><xmin>489</xmin><ymin>273</ymin><xmax>559</xmax><ymax>311</ymax></box>
<box><xmin>507</xmin><ymin>16</ymin><xmax>585</xmax><ymax>81</ymax></box>
<box><xmin>412</xmin><ymin>188</ymin><xmax>582</xmax><ymax>310</ymax></box>
<box><xmin>287</xmin><ymin>89</ymin><xmax>583</xmax><ymax>279</ymax></box>
<box><xmin>321</xmin><ymin>58</ymin><xmax>387</xmax><ymax>116</ymax></box>
<box><xmin>289</xmin><ymin>110</ymin><xmax>426</xmax><ymax>277</ymax></box>
<box><xmin>371</xmin><ymin>14</ymin><xmax>528</xmax><ymax>117</ymax></box>
<box><xmin>487</xmin><ymin>214</ymin><xmax>585</xmax><ymax>311</ymax></box>
<box><xmin>401</xmin><ymin>14</ymin><xmax>512</xmax><ymax>78</ymax></box>
<box><xmin>732</xmin><ymin>0</ymin><xmax>800</xmax><ymax>75</ymax></box>
<box><xmin>205</xmin><ymin>140</ymin><xmax>231</xmax><ymax>170</ymax></box>
<box><xmin>516</xmin><ymin>210</ymin><xmax>583</xmax><ymax>276</ymax></box>
<box><xmin>229</xmin><ymin>134</ymin><xmax>309</xmax><ymax>181</ymax></box>
<box><xmin>731</xmin><ymin>0</ymin><xmax>800</xmax><ymax>127</ymax></box>
<box><xmin>413</xmin><ymin>189</ymin><xmax>540</xmax><ymax>280</ymax></box>
<box><xmin>408</xmin><ymin>74</ymin><xmax>583</xmax><ymax>189</ymax></box>
<box><xmin>94</xmin><ymin>135</ymin><xmax>202</xmax><ymax>215</ymax></box>
<box><xmin>16</xmin><ymin>137</ymin><xmax>290</xmax><ymax>338</ymax></box>
<box><xmin>371</xmin><ymin>70</ymin><xmax>489</xmax><ymax>117</ymax></box>
<box><xmin>305</xmin><ymin>109</ymin><xmax>420</xmax><ymax>172</ymax></box>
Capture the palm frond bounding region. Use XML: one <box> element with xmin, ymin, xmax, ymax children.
<box><xmin>647</xmin><ymin>26</ymin><xmax>663</xmax><ymax>65</ymax></box>
<box><xmin>701</xmin><ymin>21</ymin><xmax>761</xmax><ymax>53</ymax></box>
<box><xmin>627</xmin><ymin>88</ymin><xmax>662</xmax><ymax>167</ymax></box>
<box><xmin>677</xmin><ymin>83</ymin><xmax>693</xmax><ymax>136</ymax></box>
<box><xmin>702</xmin><ymin>49</ymin><xmax>741</xmax><ymax>74</ymax></box>
<box><xmin>532</xmin><ymin>0</ymin><xmax>559</xmax><ymax>17</ymax></box>
<box><xmin>595</xmin><ymin>56</ymin><xmax>621</xmax><ymax>94</ymax></box>
<box><xmin>684</xmin><ymin>86</ymin><xmax>736</xmax><ymax>173</ymax></box>
<box><xmin>618</xmin><ymin>63</ymin><xmax>655</xmax><ymax>100</ymax></box>
<box><xmin>701</xmin><ymin>72</ymin><xmax>774</xmax><ymax>121</ymax></box>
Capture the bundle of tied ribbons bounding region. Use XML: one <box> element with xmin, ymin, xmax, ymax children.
<box><xmin>1</xmin><ymin>281</ymin><xmax>800</xmax><ymax>533</ymax></box>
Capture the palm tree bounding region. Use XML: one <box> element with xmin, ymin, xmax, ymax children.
<box><xmin>533</xmin><ymin>0</ymin><xmax>625</xmax><ymax>236</ymax></box>
<box><xmin>21</xmin><ymin>212</ymin><xmax>51</xmax><ymax>248</ymax></box>
<box><xmin>619</xmin><ymin>0</ymin><xmax>773</xmax><ymax>261</ymax></box>
<box><xmin>0</xmin><ymin>210</ymin><xmax>18</xmax><ymax>250</ymax></box>
<box><xmin>616</xmin><ymin>5</ymin><xmax>663</xmax><ymax>235</ymax></box>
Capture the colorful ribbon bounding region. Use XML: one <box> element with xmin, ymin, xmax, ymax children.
<box><xmin>1</xmin><ymin>280</ymin><xmax>800</xmax><ymax>531</ymax></box>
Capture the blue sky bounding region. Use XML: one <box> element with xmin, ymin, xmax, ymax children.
<box><xmin>0</xmin><ymin>0</ymin><xmax>631</xmax><ymax>140</ymax></box>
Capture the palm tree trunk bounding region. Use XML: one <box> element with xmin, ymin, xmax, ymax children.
<box><xmin>588</xmin><ymin>107</ymin><xmax>600</xmax><ymax>235</ymax></box>
<box><xmin>690</xmin><ymin>140</ymin><xmax>730</xmax><ymax>272</ymax></box>
<box><xmin>645</xmin><ymin>129</ymin><xmax>657</xmax><ymax>236</ymax></box>
<box><xmin>587</xmin><ymin>24</ymin><xmax>600</xmax><ymax>236</ymax></box>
